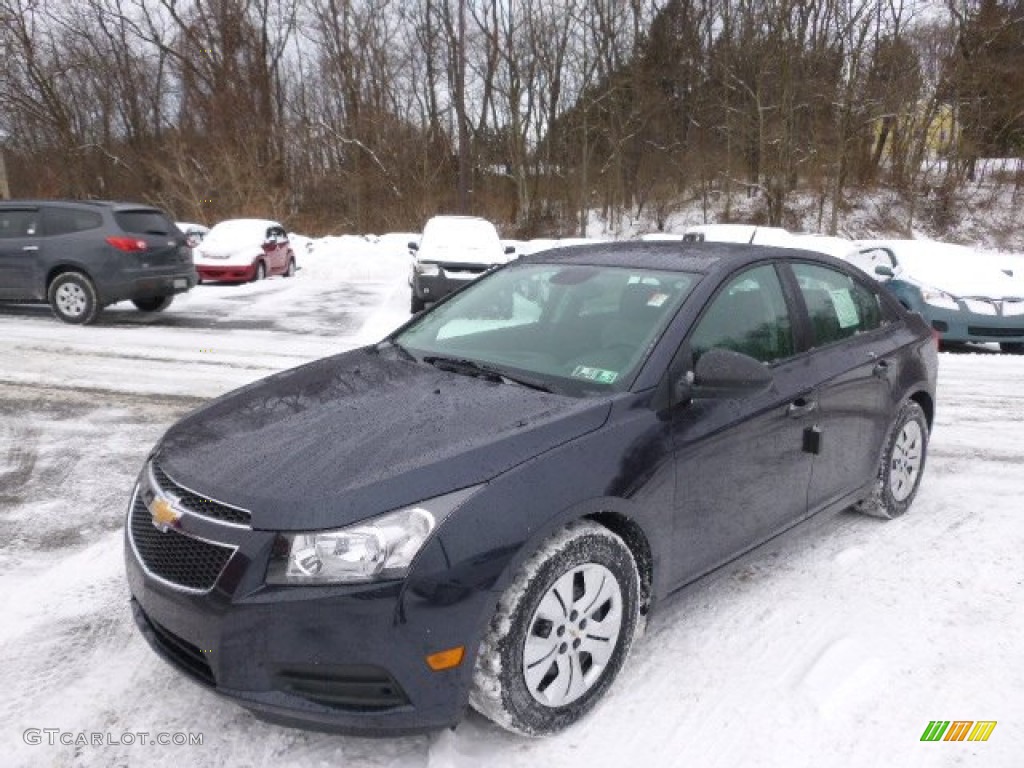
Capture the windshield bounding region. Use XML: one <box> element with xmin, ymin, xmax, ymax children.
<box><xmin>393</xmin><ymin>263</ymin><xmax>698</xmax><ymax>395</ymax></box>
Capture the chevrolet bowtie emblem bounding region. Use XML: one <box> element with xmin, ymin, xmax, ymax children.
<box><xmin>150</xmin><ymin>496</ymin><xmax>183</xmax><ymax>531</ymax></box>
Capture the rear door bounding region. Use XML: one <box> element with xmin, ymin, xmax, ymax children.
<box><xmin>784</xmin><ymin>260</ymin><xmax>902</xmax><ymax>511</ymax></box>
<box><xmin>0</xmin><ymin>207</ymin><xmax>42</xmax><ymax>299</ymax></box>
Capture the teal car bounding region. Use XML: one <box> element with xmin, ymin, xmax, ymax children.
<box><xmin>847</xmin><ymin>240</ymin><xmax>1024</xmax><ymax>353</ymax></box>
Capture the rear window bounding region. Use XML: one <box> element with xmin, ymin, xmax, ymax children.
<box><xmin>42</xmin><ymin>206</ymin><xmax>103</xmax><ymax>236</ymax></box>
<box><xmin>115</xmin><ymin>209</ymin><xmax>175</xmax><ymax>235</ymax></box>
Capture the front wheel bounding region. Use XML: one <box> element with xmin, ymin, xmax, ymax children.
<box><xmin>855</xmin><ymin>400</ymin><xmax>929</xmax><ymax>519</ymax></box>
<box><xmin>470</xmin><ymin>521</ymin><xmax>640</xmax><ymax>736</ymax></box>
<box><xmin>253</xmin><ymin>261</ymin><xmax>267</xmax><ymax>281</ymax></box>
<box><xmin>48</xmin><ymin>272</ymin><xmax>100</xmax><ymax>324</ymax></box>
<box><xmin>132</xmin><ymin>296</ymin><xmax>173</xmax><ymax>312</ymax></box>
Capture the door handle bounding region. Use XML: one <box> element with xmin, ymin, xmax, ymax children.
<box><xmin>787</xmin><ymin>397</ymin><xmax>818</xmax><ymax>418</ymax></box>
<box><xmin>22</xmin><ymin>245</ymin><xmax>39</xmax><ymax>252</ymax></box>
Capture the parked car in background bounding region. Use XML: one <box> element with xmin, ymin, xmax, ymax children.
<box><xmin>193</xmin><ymin>219</ymin><xmax>296</xmax><ymax>284</ymax></box>
<box><xmin>682</xmin><ymin>223</ymin><xmax>795</xmax><ymax>247</ymax></box>
<box><xmin>408</xmin><ymin>215</ymin><xmax>515</xmax><ymax>312</ymax></box>
<box><xmin>0</xmin><ymin>200</ymin><xmax>196</xmax><ymax>324</ymax></box>
<box><xmin>176</xmin><ymin>221</ymin><xmax>210</xmax><ymax>249</ymax></box>
<box><xmin>126</xmin><ymin>241</ymin><xmax>936</xmax><ymax>736</ymax></box>
<box><xmin>847</xmin><ymin>239</ymin><xmax>1024</xmax><ymax>353</ymax></box>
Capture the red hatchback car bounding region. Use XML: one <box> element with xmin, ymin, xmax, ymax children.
<box><xmin>193</xmin><ymin>219</ymin><xmax>297</xmax><ymax>283</ymax></box>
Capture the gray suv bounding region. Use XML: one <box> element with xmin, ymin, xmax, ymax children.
<box><xmin>0</xmin><ymin>200</ymin><xmax>198</xmax><ymax>324</ymax></box>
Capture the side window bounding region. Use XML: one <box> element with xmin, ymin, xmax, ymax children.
<box><xmin>792</xmin><ymin>262</ymin><xmax>884</xmax><ymax>347</ymax></box>
<box><xmin>0</xmin><ymin>209</ymin><xmax>38</xmax><ymax>238</ymax></box>
<box><xmin>42</xmin><ymin>207</ymin><xmax>102</xmax><ymax>236</ymax></box>
<box><xmin>690</xmin><ymin>264</ymin><xmax>794</xmax><ymax>364</ymax></box>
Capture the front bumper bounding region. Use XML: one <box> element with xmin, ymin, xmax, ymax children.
<box><xmin>921</xmin><ymin>303</ymin><xmax>1024</xmax><ymax>344</ymax></box>
<box><xmin>124</xmin><ymin>484</ymin><xmax>490</xmax><ymax>734</ymax></box>
<box><xmin>196</xmin><ymin>262</ymin><xmax>257</xmax><ymax>283</ymax></box>
<box><xmin>410</xmin><ymin>269</ymin><xmax>485</xmax><ymax>303</ymax></box>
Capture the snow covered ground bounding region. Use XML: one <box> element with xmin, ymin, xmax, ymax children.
<box><xmin>1</xmin><ymin>234</ymin><xmax>1021</xmax><ymax>767</ymax></box>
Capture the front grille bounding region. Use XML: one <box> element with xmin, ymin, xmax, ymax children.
<box><xmin>130</xmin><ymin>495</ymin><xmax>235</xmax><ymax>591</ymax></box>
<box><xmin>152</xmin><ymin>462</ymin><xmax>251</xmax><ymax>526</ymax></box>
<box><xmin>144</xmin><ymin>612</ymin><xmax>215</xmax><ymax>686</ymax></box>
<box><xmin>273</xmin><ymin>665</ymin><xmax>409</xmax><ymax>710</ymax></box>
<box><xmin>967</xmin><ymin>325</ymin><xmax>1024</xmax><ymax>338</ymax></box>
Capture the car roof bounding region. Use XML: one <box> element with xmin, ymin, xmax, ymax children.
<box><xmin>517</xmin><ymin>240</ymin><xmax>842</xmax><ymax>276</ymax></box>
<box><xmin>0</xmin><ymin>199</ymin><xmax>164</xmax><ymax>212</ymax></box>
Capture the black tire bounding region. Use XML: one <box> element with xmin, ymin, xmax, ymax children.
<box><xmin>254</xmin><ymin>261</ymin><xmax>267</xmax><ymax>281</ymax></box>
<box><xmin>1000</xmin><ymin>342</ymin><xmax>1024</xmax><ymax>354</ymax></box>
<box><xmin>410</xmin><ymin>294</ymin><xmax>426</xmax><ymax>313</ymax></box>
<box><xmin>132</xmin><ymin>296</ymin><xmax>173</xmax><ymax>312</ymax></box>
<box><xmin>284</xmin><ymin>258</ymin><xmax>296</xmax><ymax>277</ymax></box>
<box><xmin>47</xmin><ymin>272</ymin><xmax>100</xmax><ymax>325</ymax></box>
<box><xmin>855</xmin><ymin>400</ymin><xmax>929</xmax><ymax>519</ymax></box>
<box><xmin>470</xmin><ymin>521</ymin><xmax>640</xmax><ymax>736</ymax></box>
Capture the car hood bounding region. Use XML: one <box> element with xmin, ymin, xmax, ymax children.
<box><xmin>195</xmin><ymin>242</ymin><xmax>260</xmax><ymax>263</ymax></box>
<box><xmin>419</xmin><ymin>244</ymin><xmax>511</xmax><ymax>267</ymax></box>
<box><xmin>903</xmin><ymin>269</ymin><xmax>1024</xmax><ymax>300</ymax></box>
<box><xmin>155</xmin><ymin>347</ymin><xmax>610</xmax><ymax>530</ymax></box>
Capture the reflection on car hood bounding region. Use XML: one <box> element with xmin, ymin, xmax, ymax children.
<box><xmin>156</xmin><ymin>348</ymin><xmax>610</xmax><ymax>530</ymax></box>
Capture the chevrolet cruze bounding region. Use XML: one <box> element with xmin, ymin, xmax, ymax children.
<box><xmin>125</xmin><ymin>242</ymin><xmax>937</xmax><ymax>735</ymax></box>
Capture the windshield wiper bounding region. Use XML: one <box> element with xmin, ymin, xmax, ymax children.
<box><xmin>422</xmin><ymin>356</ymin><xmax>554</xmax><ymax>393</ymax></box>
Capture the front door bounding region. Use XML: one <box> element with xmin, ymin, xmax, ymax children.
<box><xmin>670</xmin><ymin>264</ymin><xmax>816</xmax><ymax>585</ymax></box>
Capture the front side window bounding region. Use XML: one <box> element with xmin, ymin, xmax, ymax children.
<box><xmin>394</xmin><ymin>263</ymin><xmax>698</xmax><ymax>395</ymax></box>
<box><xmin>689</xmin><ymin>264</ymin><xmax>794</xmax><ymax>364</ymax></box>
<box><xmin>792</xmin><ymin>262</ymin><xmax>884</xmax><ymax>347</ymax></box>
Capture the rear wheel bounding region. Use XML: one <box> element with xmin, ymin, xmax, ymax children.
<box><xmin>132</xmin><ymin>296</ymin><xmax>173</xmax><ymax>312</ymax></box>
<box><xmin>48</xmin><ymin>272</ymin><xmax>100</xmax><ymax>325</ymax></box>
<box><xmin>855</xmin><ymin>400</ymin><xmax>929</xmax><ymax>519</ymax></box>
<box><xmin>284</xmin><ymin>258</ymin><xmax>296</xmax><ymax>277</ymax></box>
<box><xmin>470</xmin><ymin>521</ymin><xmax>640</xmax><ymax>736</ymax></box>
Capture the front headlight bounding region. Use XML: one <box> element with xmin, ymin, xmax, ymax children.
<box><xmin>921</xmin><ymin>287</ymin><xmax>959</xmax><ymax>310</ymax></box>
<box><xmin>415</xmin><ymin>261</ymin><xmax>441</xmax><ymax>277</ymax></box>
<box><xmin>266</xmin><ymin>486</ymin><xmax>481</xmax><ymax>585</ymax></box>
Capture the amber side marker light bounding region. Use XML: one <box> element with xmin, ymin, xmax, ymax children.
<box><xmin>426</xmin><ymin>646</ymin><xmax>465</xmax><ymax>671</ymax></box>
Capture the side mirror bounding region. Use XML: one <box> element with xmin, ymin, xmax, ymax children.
<box><xmin>504</xmin><ymin>244</ymin><xmax>516</xmax><ymax>255</ymax></box>
<box><xmin>408</xmin><ymin>241</ymin><xmax>419</xmax><ymax>252</ymax></box>
<box><xmin>683</xmin><ymin>348</ymin><xmax>773</xmax><ymax>400</ymax></box>
<box><xmin>874</xmin><ymin>264</ymin><xmax>894</xmax><ymax>278</ymax></box>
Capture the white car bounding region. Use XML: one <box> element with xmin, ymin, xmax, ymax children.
<box><xmin>175</xmin><ymin>221</ymin><xmax>210</xmax><ymax>249</ymax></box>
<box><xmin>408</xmin><ymin>215</ymin><xmax>515</xmax><ymax>312</ymax></box>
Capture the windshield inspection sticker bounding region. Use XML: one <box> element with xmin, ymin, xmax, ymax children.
<box><xmin>828</xmin><ymin>289</ymin><xmax>860</xmax><ymax>328</ymax></box>
<box><xmin>572</xmin><ymin>366</ymin><xmax>619</xmax><ymax>384</ymax></box>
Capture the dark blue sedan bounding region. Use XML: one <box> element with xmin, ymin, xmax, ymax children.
<box><xmin>125</xmin><ymin>241</ymin><xmax>937</xmax><ymax>736</ymax></box>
